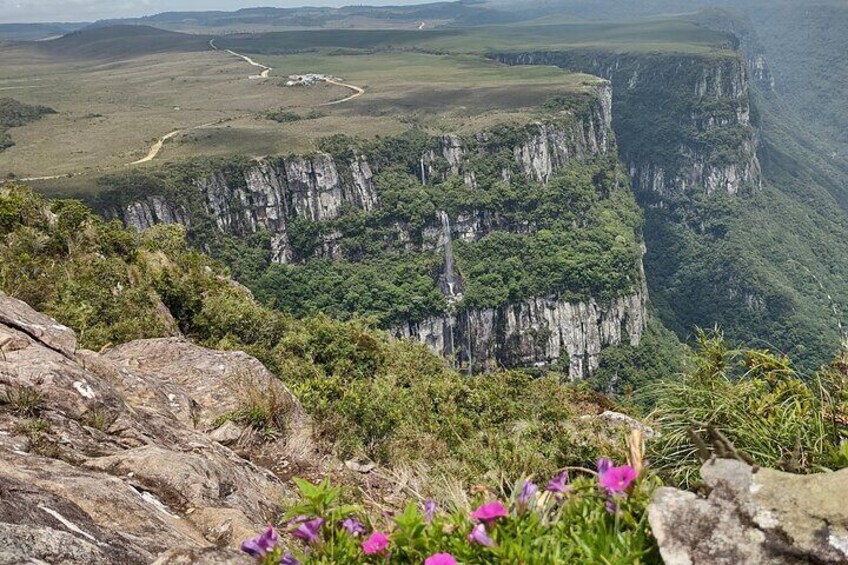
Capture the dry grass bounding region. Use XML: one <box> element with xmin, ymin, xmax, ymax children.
<box><xmin>0</xmin><ymin>45</ymin><xmax>597</xmax><ymax>186</ymax></box>
<box><xmin>0</xmin><ymin>45</ymin><xmax>341</xmax><ymax>179</ymax></box>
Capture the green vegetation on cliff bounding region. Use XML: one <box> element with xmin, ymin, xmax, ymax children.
<box><xmin>0</xmin><ymin>184</ymin><xmax>633</xmax><ymax>482</ymax></box>
<box><xmin>94</xmin><ymin>113</ymin><xmax>645</xmax><ymax>332</ymax></box>
<box><xmin>7</xmin><ymin>172</ymin><xmax>846</xmax><ymax>564</ymax></box>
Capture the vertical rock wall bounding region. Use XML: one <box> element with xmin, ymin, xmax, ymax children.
<box><xmin>492</xmin><ymin>51</ymin><xmax>762</xmax><ymax>198</ymax></box>
<box><xmin>104</xmin><ymin>90</ymin><xmax>648</xmax><ymax>378</ymax></box>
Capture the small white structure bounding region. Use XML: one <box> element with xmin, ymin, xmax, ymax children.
<box><xmin>285</xmin><ymin>73</ymin><xmax>342</xmax><ymax>87</ymax></box>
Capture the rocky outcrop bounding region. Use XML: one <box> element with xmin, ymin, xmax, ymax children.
<box><xmin>649</xmin><ymin>459</ymin><xmax>848</xmax><ymax>564</ymax></box>
<box><xmin>493</xmin><ymin>51</ymin><xmax>762</xmax><ymax>198</ymax></box>
<box><xmin>421</xmin><ymin>88</ymin><xmax>613</xmax><ymax>186</ymax></box>
<box><xmin>122</xmin><ymin>197</ymin><xmax>190</xmax><ymax>232</ymax></box>
<box><xmin>0</xmin><ymin>292</ymin><xmax>315</xmax><ymax>564</ymax></box>
<box><xmin>110</xmin><ymin>100</ymin><xmax>612</xmax><ymax>265</ymax></box>
<box><xmin>396</xmin><ymin>286</ymin><xmax>647</xmax><ymax>379</ymax></box>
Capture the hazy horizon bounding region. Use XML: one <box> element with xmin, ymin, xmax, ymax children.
<box><xmin>0</xmin><ymin>0</ymin><xmax>438</xmax><ymax>24</ymax></box>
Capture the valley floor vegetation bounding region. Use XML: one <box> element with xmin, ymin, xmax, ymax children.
<box><xmin>2</xmin><ymin>184</ymin><xmax>847</xmax><ymax>562</ymax></box>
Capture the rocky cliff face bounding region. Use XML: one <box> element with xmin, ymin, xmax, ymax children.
<box><xmin>109</xmin><ymin>87</ymin><xmax>613</xmax><ymax>265</ymax></box>
<box><xmin>493</xmin><ymin>51</ymin><xmax>762</xmax><ymax>198</ymax></box>
<box><xmin>103</xmin><ymin>89</ymin><xmax>648</xmax><ymax>379</ymax></box>
<box><xmin>0</xmin><ymin>292</ymin><xmax>314</xmax><ymax>564</ymax></box>
<box><xmin>396</xmin><ymin>284</ymin><xmax>647</xmax><ymax>379</ymax></box>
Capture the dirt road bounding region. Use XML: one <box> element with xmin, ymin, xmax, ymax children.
<box><xmin>210</xmin><ymin>39</ymin><xmax>272</xmax><ymax>78</ymax></box>
<box><xmin>130</xmin><ymin>129</ymin><xmax>183</xmax><ymax>165</ymax></box>
<box><xmin>322</xmin><ymin>79</ymin><xmax>365</xmax><ymax>105</ymax></box>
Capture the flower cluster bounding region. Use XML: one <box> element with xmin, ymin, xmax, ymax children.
<box><xmin>241</xmin><ymin>459</ymin><xmax>642</xmax><ymax>564</ymax></box>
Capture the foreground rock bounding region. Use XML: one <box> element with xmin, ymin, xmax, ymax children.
<box><xmin>649</xmin><ymin>458</ymin><xmax>848</xmax><ymax>564</ymax></box>
<box><xmin>0</xmin><ymin>292</ymin><xmax>314</xmax><ymax>564</ymax></box>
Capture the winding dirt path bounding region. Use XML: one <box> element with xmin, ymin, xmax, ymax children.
<box><xmin>210</xmin><ymin>39</ymin><xmax>272</xmax><ymax>78</ymax></box>
<box><xmin>322</xmin><ymin>79</ymin><xmax>366</xmax><ymax>106</ymax></box>
<box><xmin>130</xmin><ymin>129</ymin><xmax>183</xmax><ymax>165</ymax></box>
<box><xmin>17</xmin><ymin>41</ymin><xmax>366</xmax><ymax>178</ymax></box>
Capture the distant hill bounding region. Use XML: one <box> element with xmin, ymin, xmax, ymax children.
<box><xmin>88</xmin><ymin>1</ymin><xmax>519</xmax><ymax>33</ymax></box>
<box><xmin>0</xmin><ymin>22</ymin><xmax>87</xmax><ymax>41</ymax></box>
<box><xmin>32</xmin><ymin>25</ymin><xmax>211</xmax><ymax>60</ymax></box>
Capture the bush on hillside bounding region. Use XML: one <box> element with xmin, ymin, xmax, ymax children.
<box><xmin>645</xmin><ymin>329</ymin><xmax>848</xmax><ymax>486</ymax></box>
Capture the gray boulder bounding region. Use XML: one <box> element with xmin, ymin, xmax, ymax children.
<box><xmin>649</xmin><ymin>458</ymin><xmax>848</xmax><ymax>564</ymax></box>
<box><xmin>0</xmin><ymin>292</ymin><xmax>314</xmax><ymax>563</ymax></box>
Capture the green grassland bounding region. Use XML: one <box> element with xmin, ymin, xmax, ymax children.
<box><xmin>0</xmin><ymin>45</ymin><xmax>335</xmax><ymax>181</ymax></box>
<box><xmin>0</xmin><ymin>18</ymin><xmax>732</xmax><ymax>189</ymax></box>
<box><xmin>0</xmin><ymin>46</ymin><xmax>599</xmax><ymax>188</ymax></box>
<box><xmin>220</xmin><ymin>19</ymin><xmax>732</xmax><ymax>55</ymax></box>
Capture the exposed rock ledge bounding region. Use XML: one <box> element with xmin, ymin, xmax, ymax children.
<box><xmin>649</xmin><ymin>458</ymin><xmax>848</xmax><ymax>564</ymax></box>
<box><xmin>396</xmin><ymin>288</ymin><xmax>646</xmax><ymax>378</ymax></box>
<box><xmin>0</xmin><ymin>292</ymin><xmax>315</xmax><ymax>564</ymax></box>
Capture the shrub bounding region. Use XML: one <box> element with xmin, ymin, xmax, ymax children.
<box><xmin>213</xmin><ymin>370</ymin><xmax>299</xmax><ymax>439</ymax></box>
<box><xmin>13</xmin><ymin>417</ymin><xmax>50</xmax><ymax>437</ymax></box>
<box><xmin>2</xmin><ymin>385</ymin><xmax>42</xmax><ymax>417</ymax></box>
<box><xmin>645</xmin><ymin>330</ymin><xmax>848</xmax><ymax>486</ymax></box>
<box><xmin>267</xmin><ymin>110</ymin><xmax>303</xmax><ymax>123</ymax></box>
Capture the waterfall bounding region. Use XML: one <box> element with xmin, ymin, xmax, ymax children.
<box><xmin>438</xmin><ymin>211</ymin><xmax>457</xmax><ymax>299</ymax></box>
<box><xmin>437</xmin><ymin>210</ymin><xmax>460</xmax><ymax>367</ymax></box>
<box><xmin>420</xmin><ymin>156</ymin><xmax>427</xmax><ymax>185</ymax></box>
<box><xmin>466</xmin><ymin>313</ymin><xmax>473</xmax><ymax>376</ymax></box>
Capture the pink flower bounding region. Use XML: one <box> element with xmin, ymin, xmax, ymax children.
<box><xmin>467</xmin><ymin>523</ymin><xmax>495</xmax><ymax>547</ymax></box>
<box><xmin>598</xmin><ymin>465</ymin><xmax>637</xmax><ymax>494</ymax></box>
<box><xmin>362</xmin><ymin>531</ymin><xmax>390</xmax><ymax>555</ymax></box>
<box><xmin>470</xmin><ymin>501</ymin><xmax>508</xmax><ymax>523</ymax></box>
<box><xmin>425</xmin><ymin>553</ymin><xmax>458</xmax><ymax>565</ymax></box>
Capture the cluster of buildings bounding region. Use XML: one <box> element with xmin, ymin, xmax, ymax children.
<box><xmin>285</xmin><ymin>73</ymin><xmax>340</xmax><ymax>87</ymax></box>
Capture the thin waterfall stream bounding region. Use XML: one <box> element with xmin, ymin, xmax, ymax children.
<box><xmin>438</xmin><ymin>211</ymin><xmax>458</xmax><ymax>300</ymax></box>
<box><xmin>438</xmin><ymin>210</ymin><xmax>462</xmax><ymax>365</ymax></box>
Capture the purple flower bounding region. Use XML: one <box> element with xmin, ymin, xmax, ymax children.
<box><xmin>471</xmin><ymin>501</ymin><xmax>508</xmax><ymax>523</ymax></box>
<box><xmin>546</xmin><ymin>470</ymin><xmax>569</xmax><ymax>494</ymax></box>
<box><xmin>361</xmin><ymin>531</ymin><xmax>390</xmax><ymax>555</ymax></box>
<box><xmin>291</xmin><ymin>517</ymin><xmax>324</xmax><ymax>544</ymax></box>
<box><xmin>518</xmin><ymin>480</ymin><xmax>538</xmax><ymax>506</ymax></box>
<box><xmin>241</xmin><ymin>525</ymin><xmax>278</xmax><ymax>558</ymax></box>
<box><xmin>424</xmin><ymin>499</ymin><xmax>437</xmax><ymax>524</ymax></box>
<box><xmin>280</xmin><ymin>554</ymin><xmax>301</xmax><ymax>565</ymax></box>
<box><xmin>599</xmin><ymin>465</ymin><xmax>637</xmax><ymax>494</ymax></box>
<box><xmin>425</xmin><ymin>553</ymin><xmax>458</xmax><ymax>565</ymax></box>
<box><xmin>287</xmin><ymin>515</ymin><xmax>308</xmax><ymax>527</ymax></box>
<box><xmin>467</xmin><ymin>523</ymin><xmax>496</xmax><ymax>547</ymax></box>
<box><xmin>605</xmin><ymin>500</ymin><xmax>618</xmax><ymax>514</ymax></box>
<box><xmin>597</xmin><ymin>458</ymin><xmax>613</xmax><ymax>476</ymax></box>
<box><xmin>341</xmin><ymin>518</ymin><xmax>366</xmax><ymax>537</ymax></box>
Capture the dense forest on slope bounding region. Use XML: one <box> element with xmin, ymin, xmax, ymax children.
<box><xmin>96</xmin><ymin>116</ymin><xmax>644</xmax><ymax>326</ymax></box>
<box><xmin>480</xmin><ymin>2</ymin><xmax>848</xmax><ymax>370</ymax></box>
